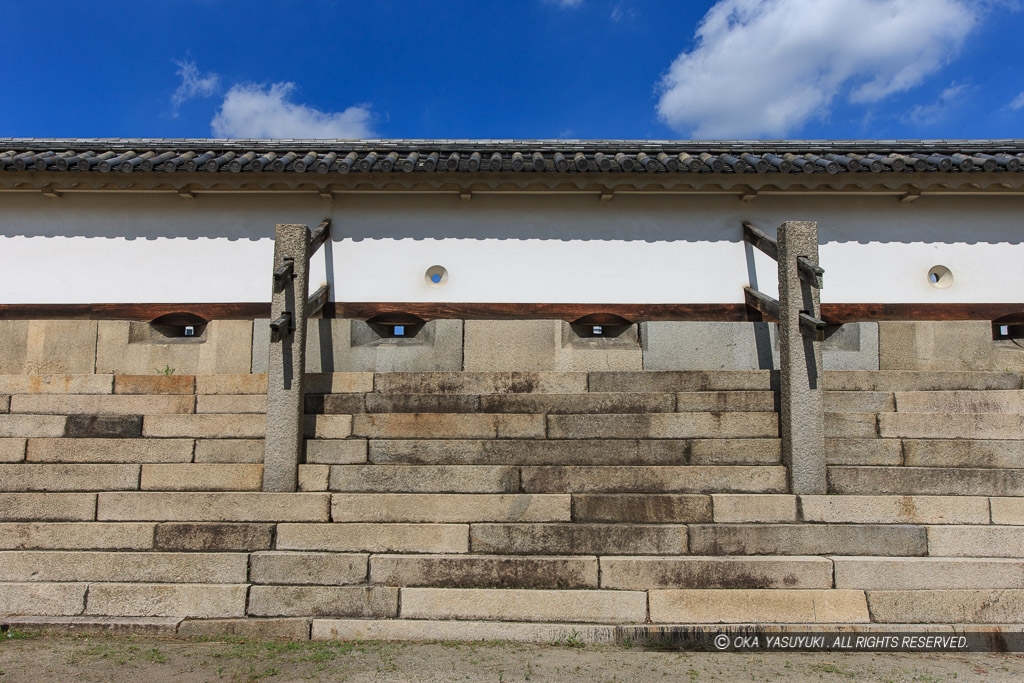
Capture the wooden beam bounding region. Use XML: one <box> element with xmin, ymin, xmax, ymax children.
<box><xmin>309</xmin><ymin>219</ymin><xmax>331</xmax><ymax>256</ymax></box>
<box><xmin>799</xmin><ymin>311</ymin><xmax>827</xmax><ymax>341</ymax></box>
<box><xmin>742</xmin><ymin>221</ymin><xmax>778</xmax><ymax>261</ymax></box>
<box><xmin>797</xmin><ymin>256</ymin><xmax>824</xmax><ymax>289</ymax></box>
<box><xmin>307</xmin><ymin>284</ymin><xmax>330</xmax><ymax>317</ymax></box>
<box><xmin>743</xmin><ymin>286</ymin><xmax>779</xmax><ymax>321</ymax></box>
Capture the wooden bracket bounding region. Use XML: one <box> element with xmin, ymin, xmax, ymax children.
<box><xmin>600</xmin><ymin>190</ymin><xmax>614</xmax><ymax>202</ymax></box>
<box><xmin>459</xmin><ymin>191</ymin><xmax>472</xmax><ymax>201</ymax></box>
<box><xmin>177</xmin><ymin>185</ymin><xmax>195</xmax><ymax>200</ymax></box>
<box><xmin>899</xmin><ymin>190</ymin><xmax>921</xmax><ymax>203</ymax></box>
<box><xmin>309</xmin><ymin>219</ymin><xmax>331</xmax><ymax>256</ymax></box>
<box><xmin>41</xmin><ymin>185</ymin><xmax>62</xmax><ymax>199</ymax></box>
<box><xmin>739</xmin><ymin>188</ymin><xmax>758</xmax><ymax>202</ymax></box>
<box><xmin>307</xmin><ymin>284</ymin><xmax>330</xmax><ymax>318</ymax></box>
<box><xmin>799</xmin><ymin>311</ymin><xmax>827</xmax><ymax>341</ymax></box>
<box><xmin>743</xmin><ymin>286</ymin><xmax>779</xmax><ymax>321</ymax></box>
<box><xmin>742</xmin><ymin>221</ymin><xmax>778</xmax><ymax>261</ymax></box>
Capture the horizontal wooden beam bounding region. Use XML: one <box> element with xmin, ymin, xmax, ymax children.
<box><xmin>743</xmin><ymin>286</ymin><xmax>779</xmax><ymax>321</ymax></box>
<box><xmin>742</xmin><ymin>221</ymin><xmax>778</xmax><ymax>260</ymax></box>
<box><xmin>307</xmin><ymin>285</ymin><xmax>330</xmax><ymax>317</ymax></box>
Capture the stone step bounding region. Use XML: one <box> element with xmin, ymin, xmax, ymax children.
<box><xmin>140</xmin><ymin>464</ymin><xmax>263</xmax><ymax>492</ymax></box>
<box><xmin>824</xmin><ymin>371</ymin><xmax>1022</xmax><ymax>392</ymax></box>
<box><xmin>196</xmin><ymin>395</ymin><xmax>266</xmax><ymax>414</ymax></box>
<box><xmin>599</xmin><ymin>556</ymin><xmax>833</xmax><ymax>589</ymax></box>
<box><xmin>674</xmin><ymin>391</ymin><xmax>776</xmax><ymax>412</ymax></box>
<box><xmin>277</xmin><ymin>523</ymin><xmax>469</xmax><ymax>554</ymax></box>
<box><xmin>155</xmin><ymin>523</ymin><xmax>274</xmax><ymax>551</ymax></box>
<box><xmin>398</xmin><ymin>587</ymin><xmax>647</xmax><ymax>624</ymax></box>
<box><xmin>84</xmin><ymin>583</ymin><xmax>247</xmax><ymax>619</ymax></box>
<box><xmin>825</xmin><ymin>391</ymin><xmax>894</xmax><ymax>413</ymax></box>
<box><xmin>479</xmin><ymin>393</ymin><xmax>676</xmax><ymax>414</ymax></box>
<box><xmin>547</xmin><ymin>413</ymin><xmax>778</xmax><ymax>439</ymax></box>
<box><xmin>833</xmin><ymin>557</ymin><xmax>1024</xmax><ymax>589</ymax></box>
<box><xmin>247</xmin><ymin>585</ymin><xmax>397</xmax><ymax>618</ymax></box>
<box><xmin>828</xmin><ymin>466</ymin><xmax>1024</xmax><ymax>496</ymax></box>
<box><xmin>649</xmin><ymin>589</ymin><xmax>869</xmax><ymax>624</ymax></box>
<box><xmin>0</xmin><ymin>464</ymin><xmax>139</xmax><ymax>492</ymax></box>
<box><xmin>0</xmin><ymin>493</ymin><xmax>97</xmax><ymax>521</ymax></box>
<box><xmin>520</xmin><ymin>465</ymin><xmax>787</xmax><ymax>493</ymax></box>
<box><xmin>825</xmin><ymin>438</ymin><xmax>902</xmax><ymax>466</ymax></box>
<box><xmin>351</xmin><ymin>414</ymin><xmax>545</xmax><ymax>439</ymax></box>
<box><xmin>0</xmin><ymin>551</ymin><xmax>246</xmax><ymax>583</ymax></box>
<box><xmin>96</xmin><ymin>492</ymin><xmax>330</xmax><ymax>522</ymax></box>
<box><xmin>26</xmin><ymin>438</ymin><xmax>194</xmax><ymax>464</ymax></box>
<box><xmin>590</xmin><ymin>371</ymin><xmax>774</xmax><ymax>393</ymax></box>
<box><xmin>10</xmin><ymin>394</ymin><xmax>194</xmax><ymax>415</ymax></box>
<box><xmin>370</xmin><ymin>554</ymin><xmax>598</xmax><ymax>589</ymax></box>
<box><xmin>143</xmin><ymin>414</ymin><xmax>265</xmax><ymax>439</ymax></box>
<box><xmin>328</xmin><ymin>466</ymin><xmax>518</xmax><ymax>493</ymax></box>
<box><xmin>250</xmin><ymin>551</ymin><xmax>367</xmax><ymax>585</ymax></box>
<box><xmin>902</xmin><ymin>440</ymin><xmax>1024</xmax><ymax>468</ymax></box>
<box><xmin>895</xmin><ymin>390</ymin><xmax>1024</xmax><ymax>414</ymax></box>
<box><xmin>799</xmin><ymin>495</ymin><xmax>990</xmax><ymax>525</ymax></box>
<box><xmin>571</xmin><ymin>494</ymin><xmax>712</xmax><ymax>523</ymax></box>
<box><xmin>687</xmin><ymin>524</ymin><xmax>926</xmax><ymax>556</ymax></box>
<box><xmin>331</xmin><ymin>494</ymin><xmax>570</xmax><ymax>523</ymax></box>
<box><xmin>0</xmin><ymin>523</ymin><xmax>155</xmax><ymax>550</ymax></box>
<box><xmin>824</xmin><ymin>413</ymin><xmax>877</xmax><ymax>438</ymax></box>
<box><xmin>196</xmin><ymin>439</ymin><xmax>264</xmax><ymax>464</ymax></box>
<box><xmin>0</xmin><ymin>375</ymin><xmax>113</xmax><ymax>395</ymax></box>
<box><xmin>373</xmin><ymin>372</ymin><xmax>587</xmax><ymax>395</ymax></box>
<box><xmin>927</xmin><ymin>526</ymin><xmax>1024</xmax><ymax>557</ymax></box>
<box><xmin>866</xmin><ymin>589</ymin><xmax>1024</xmax><ymax>624</ymax></box>
<box><xmin>469</xmin><ymin>523</ymin><xmax>687</xmax><ymax>555</ymax></box>
<box><xmin>879</xmin><ymin>413</ymin><xmax>1024</xmax><ymax>439</ymax></box>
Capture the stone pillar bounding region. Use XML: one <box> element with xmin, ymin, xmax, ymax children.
<box><xmin>264</xmin><ymin>224</ymin><xmax>311</xmax><ymax>492</ymax></box>
<box><xmin>777</xmin><ymin>221</ymin><xmax>826</xmax><ymax>494</ymax></box>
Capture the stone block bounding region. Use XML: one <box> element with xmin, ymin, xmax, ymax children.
<box><xmin>311</xmin><ymin>618</ymin><xmax>615</xmax><ymax>644</ymax></box>
<box><xmin>196</xmin><ymin>395</ymin><xmax>266</xmax><ymax>414</ymax></box>
<box><xmin>829</xmin><ymin>466</ymin><xmax>1024</xmax><ymax>496</ymax></box>
<box><xmin>352</xmin><ymin>413</ymin><xmax>545</xmax><ymax>439</ymax></box>
<box><xmin>0</xmin><ymin>321</ymin><xmax>97</xmax><ymax>375</ymax></box>
<box><xmin>833</xmin><ymin>557</ymin><xmax>1024</xmax><ymax>589</ymax></box>
<box><xmin>591</xmin><ymin>370</ymin><xmax>774</xmax><ymax>393</ymax></box>
<box><xmin>895</xmin><ymin>390</ymin><xmax>1024</xmax><ymax>414</ymax></box>
<box><xmin>928</xmin><ymin>526</ymin><xmax>1024</xmax><ymax>557</ymax></box>
<box><xmin>2</xmin><ymin>615</ymin><xmax>182</xmax><ymax>635</ymax></box>
<box><xmin>463</xmin><ymin>320</ymin><xmax>558</xmax><ymax>372</ymax></box>
<box><xmin>601</xmin><ymin>556</ymin><xmax>833</xmax><ymax>590</ymax></box>
<box><xmin>306</xmin><ymin>439</ymin><xmax>367</xmax><ymax>464</ymax></box>
<box><xmin>194</xmin><ymin>439</ymin><xmax>263</xmax><ymax>463</ymax></box>
<box><xmin>370</xmin><ymin>554</ymin><xmax>597</xmax><ymax>589</ymax></box>
<box><xmin>304</xmin><ymin>373</ymin><xmax>375</xmax><ymax>394</ymax></box>
<box><xmin>64</xmin><ymin>415</ymin><xmax>143</xmax><ymax>438</ymax></box>
<box><xmin>250</xmin><ymin>552</ymin><xmax>367</xmax><ymax>585</ymax></box>
<box><xmin>400</xmin><ymin>587</ymin><xmax>646</xmax><ymax>624</ymax></box>
<box><xmin>879</xmin><ymin>321</ymin><xmax>1022</xmax><ymax>372</ymax></box>
<box><xmin>571</xmin><ymin>494</ymin><xmax>711</xmax><ymax>523</ymax></box>
<box><xmin>0</xmin><ymin>551</ymin><xmax>247</xmax><ymax>583</ymax></box>
<box><xmin>521</xmin><ymin>466</ymin><xmax>787</xmax><ymax>493</ymax></box>
<box><xmin>640</xmin><ymin>322</ymin><xmax>778</xmax><ymax>371</ymax></box>
<box><xmin>331</xmin><ymin>494</ymin><xmax>571</xmax><ymax>523</ymax></box>
<box><xmin>0</xmin><ymin>438</ymin><xmax>25</xmax><ymax>462</ymax></box>
<box><xmin>305</xmin><ymin>394</ymin><xmax>364</xmax><ymax>414</ymax></box>
<box><xmin>649</xmin><ymin>589</ymin><xmax>869</xmax><ymax>624</ymax></box>
<box><xmin>688</xmin><ymin>439</ymin><xmax>782</xmax><ymax>465</ymax></box>
<box><xmin>0</xmin><ymin>375</ymin><xmax>112</xmax><ymax>395</ymax></box>
<box><xmin>0</xmin><ymin>415</ymin><xmax>66</xmax><ymax>438</ymax></box>
<box><xmin>547</xmin><ymin>413</ymin><xmax>778</xmax><ymax>439</ymax></box>
<box><xmin>879</xmin><ymin>413</ymin><xmax>1024</xmax><ymax>440</ymax></box>
<box><xmin>363</xmin><ymin>393</ymin><xmax>480</xmax><ymax>414</ymax></box>
<box><xmin>0</xmin><ymin>395</ymin><xmax>7</xmax><ymax>413</ymax></box>
<box><xmin>675</xmin><ymin>391</ymin><xmax>776</xmax><ymax>412</ymax></box>
<box><xmin>688</xmin><ymin>524</ymin><xmax>926</xmax><ymax>556</ymax></box>
<box><xmin>374</xmin><ymin>372</ymin><xmax>587</xmax><ymax>395</ymax></box>
<box><xmin>992</xmin><ymin>498</ymin><xmax>1024</xmax><ymax>524</ymax></box>
<box><xmin>470</xmin><ymin>523</ymin><xmax>687</xmax><ymax>555</ymax></box>
<box><xmin>298</xmin><ymin>465</ymin><xmax>329</xmax><ymax>491</ymax></box>
<box><xmin>97</xmin><ymin>492</ymin><xmax>330</xmax><ymax>522</ymax></box>
<box><xmin>277</xmin><ymin>523</ymin><xmax>469</xmax><ymax>553</ymax></box>
<box><xmin>304</xmin><ymin>415</ymin><xmax>353</xmax><ymax>439</ymax></box>
<box><xmin>114</xmin><ymin>374</ymin><xmax>195</xmax><ymax>395</ymax></box>
<box><xmin>867</xmin><ymin>589</ymin><xmax>1024</xmax><ymax>623</ymax></box>
<box><xmin>141</xmin><ymin>464</ymin><xmax>263</xmax><ymax>491</ymax></box>
<box><xmin>329</xmin><ymin>465</ymin><xmax>518</xmax><ymax>493</ymax></box>
<box><xmin>247</xmin><ymin>585</ymin><xmax>398</xmax><ymax>618</ymax></box>
<box><xmin>800</xmin><ymin>495</ymin><xmax>989</xmax><ymax>525</ymax></box>
<box><xmin>824</xmin><ymin>413</ymin><xmax>877</xmax><ymax>438</ymax></box>
<box><xmin>0</xmin><ymin>582</ymin><xmax>86</xmax><ymax>616</ymax></box>
<box><xmin>480</xmin><ymin>393</ymin><xmax>675</xmax><ymax>414</ymax></box>
<box><xmin>27</xmin><ymin>438</ymin><xmax>193</xmax><ymax>464</ymax></box>
<box><xmin>0</xmin><ymin>493</ymin><xmax>97</xmax><ymax>521</ymax></box>
<box><xmin>85</xmin><ymin>583</ymin><xmax>247</xmax><ymax>618</ymax></box>
<box><xmin>903</xmin><ymin>440</ymin><xmax>1024</xmax><ymax>468</ymax></box>
<box><xmin>0</xmin><ymin>464</ymin><xmax>139</xmax><ymax>492</ymax></box>
<box><xmin>713</xmin><ymin>494</ymin><xmax>797</xmax><ymax>522</ymax></box>
<box><xmin>822</xmin><ymin>322</ymin><xmax>880</xmax><ymax>371</ymax></box>
<box><xmin>155</xmin><ymin>523</ymin><xmax>274</xmax><ymax>551</ymax></box>
<box><xmin>196</xmin><ymin>374</ymin><xmax>267</xmax><ymax>395</ymax></box>
<box><xmin>178</xmin><ymin>617</ymin><xmax>310</xmax><ymax>641</ymax></box>
<box><xmin>0</xmin><ymin>523</ymin><xmax>154</xmax><ymax>550</ymax></box>
<box><xmin>825</xmin><ymin>391</ymin><xmax>894</xmax><ymax>413</ymax></box>
<box><xmin>97</xmin><ymin>320</ymin><xmax>253</xmax><ymax>376</ymax></box>
<box><xmin>825</xmin><ymin>438</ymin><xmax>902</xmax><ymax>466</ymax></box>
<box><xmin>143</xmin><ymin>414</ymin><xmax>265</xmax><ymax>438</ymax></box>
<box><xmin>11</xmin><ymin>394</ymin><xmax>194</xmax><ymax>416</ymax></box>
<box><xmin>824</xmin><ymin>371</ymin><xmax>1021</xmax><ymax>392</ymax></box>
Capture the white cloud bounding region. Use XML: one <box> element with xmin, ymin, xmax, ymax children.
<box><xmin>611</xmin><ymin>3</ymin><xmax>637</xmax><ymax>22</ymax></box>
<box><xmin>171</xmin><ymin>59</ymin><xmax>220</xmax><ymax>113</ymax></box>
<box><xmin>210</xmin><ymin>82</ymin><xmax>373</xmax><ymax>139</ymax></box>
<box><xmin>546</xmin><ymin>0</ymin><xmax>583</xmax><ymax>7</ymax></box>
<box><xmin>1010</xmin><ymin>92</ymin><xmax>1024</xmax><ymax>110</ymax></box>
<box><xmin>905</xmin><ymin>82</ymin><xmax>970</xmax><ymax>124</ymax></box>
<box><xmin>656</xmin><ymin>0</ymin><xmax>978</xmax><ymax>138</ymax></box>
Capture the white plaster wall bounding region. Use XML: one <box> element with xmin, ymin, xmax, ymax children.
<box><xmin>0</xmin><ymin>191</ymin><xmax>1021</xmax><ymax>304</ymax></box>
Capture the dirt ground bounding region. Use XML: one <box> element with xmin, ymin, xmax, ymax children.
<box><xmin>1</xmin><ymin>631</ymin><xmax>1023</xmax><ymax>682</ymax></box>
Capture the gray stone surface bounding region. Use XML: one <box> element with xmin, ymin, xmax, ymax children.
<box><xmin>250</xmin><ymin>552</ymin><xmax>368</xmax><ymax>585</ymax></box>
<box><xmin>463</xmin><ymin>320</ymin><xmax>641</xmax><ymax>372</ymax></box>
<box><xmin>0</xmin><ymin>551</ymin><xmax>247</xmax><ymax>583</ymax></box>
<box><xmin>879</xmin><ymin>321</ymin><xmax>1024</xmax><ymax>372</ymax></box>
<box><xmin>822</xmin><ymin>323</ymin><xmax>879</xmax><ymax>371</ymax></box>
<box><xmin>96</xmin><ymin>320</ymin><xmax>252</xmax><ymax>375</ymax></box>
<box><xmin>688</xmin><ymin>524</ymin><xmax>926</xmax><ymax>556</ymax></box>
<box><xmin>520</xmin><ymin>465</ymin><xmax>786</xmax><ymax>493</ymax></box>
<box><xmin>247</xmin><ymin>585</ymin><xmax>398</xmax><ymax>618</ymax></box>
<box><xmin>155</xmin><ymin>522</ymin><xmax>275</xmax><ymax>551</ymax></box>
<box><xmin>0</xmin><ymin>320</ymin><xmax>97</xmax><ymax>375</ymax></box>
<box><xmin>0</xmin><ymin>522</ymin><xmax>154</xmax><ymax>550</ymax></box>
<box><xmin>590</xmin><ymin>371</ymin><xmax>774</xmax><ymax>392</ymax></box>
<box><xmin>601</xmin><ymin>556</ymin><xmax>833</xmax><ymax>590</ymax></box>
<box><xmin>828</xmin><ymin>466</ymin><xmax>1024</xmax><ymax>496</ymax></box>
<box><xmin>902</xmin><ymin>439</ymin><xmax>1024</xmax><ymax>468</ymax></box>
<box><xmin>374</xmin><ymin>372</ymin><xmax>587</xmax><ymax>395</ymax></box>
<box><xmin>640</xmin><ymin>322</ymin><xmax>778</xmax><ymax>371</ymax></box>
<box><xmin>370</xmin><ymin>554</ymin><xmax>598</xmax><ymax>589</ymax></box>
<box><xmin>470</xmin><ymin>523</ymin><xmax>687</xmax><ymax>555</ymax></box>
<box><xmin>571</xmin><ymin>494</ymin><xmax>712</xmax><ymax>523</ymax></box>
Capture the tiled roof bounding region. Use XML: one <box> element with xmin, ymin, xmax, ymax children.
<box><xmin>1</xmin><ymin>139</ymin><xmax>1023</xmax><ymax>175</ymax></box>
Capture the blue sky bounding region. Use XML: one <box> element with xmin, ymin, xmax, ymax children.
<box><xmin>3</xmin><ymin>0</ymin><xmax>1023</xmax><ymax>140</ymax></box>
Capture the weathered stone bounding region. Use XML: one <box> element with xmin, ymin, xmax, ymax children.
<box><xmin>471</xmin><ymin>523</ymin><xmax>687</xmax><ymax>555</ymax></box>
<box><xmin>304</xmin><ymin>373</ymin><xmax>374</xmax><ymax>394</ymax></box>
<box><xmin>521</xmin><ymin>466</ymin><xmax>786</xmax><ymax>493</ymax></box>
<box><xmin>1</xmin><ymin>321</ymin><xmax>98</xmax><ymax>375</ymax></box>
<box><xmin>687</xmin><ymin>439</ymin><xmax>782</xmax><ymax>465</ymax></box>
<box><xmin>992</xmin><ymin>497</ymin><xmax>1024</xmax><ymax>524</ymax></box>
<box><xmin>833</xmin><ymin>557</ymin><xmax>1024</xmax><ymax>589</ymax></box>
<box><xmin>713</xmin><ymin>494</ymin><xmax>797</xmax><ymax>523</ymax></box>
<box><xmin>825</xmin><ymin>371</ymin><xmax>1022</xmax><ymax>392</ymax></box>
<box><xmin>373</xmin><ymin>372</ymin><xmax>587</xmax><ymax>395</ymax></box>
<box><xmin>178</xmin><ymin>617</ymin><xmax>309</xmax><ymax>641</ymax></box>
<box><xmin>0</xmin><ymin>415</ymin><xmax>66</xmax><ymax>438</ymax></box>
<box><xmin>825</xmin><ymin>438</ymin><xmax>902</xmax><ymax>466</ymax></box>
<box><xmin>0</xmin><ymin>395</ymin><xmax>8</xmax><ymax>413</ymax></box>
<box><xmin>366</xmin><ymin>393</ymin><xmax>482</xmax><ymax>414</ymax></box>
<box><xmin>800</xmin><ymin>495</ymin><xmax>989</xmax><ymax>525</ymax></box>
<box><xmin>928</xmin><ymin>526</ymin><xmax>1024</xmax><ymax>557</ymax></box>
<box><xmin>400</xmin><ymin>587</ymin><xmax>646</xmax><ymax>624</ymax></box>
<box><xmin>250</xmin><ymin>552</ymin><xmax>367</xmax><ymax>585</ymax></box>
<box><xmin>305</xmin><ymin>440</ymin><xmax>367</xmax><ymax>464</ymax></box>
<box><xmin>28</xmin><ymin>438</ymin><xmax>193</xmax><ymax>464</ymax></box>
<box><xmin>879</xmin><ymin>321</ymin><xmax>1021</xmax><ymax>372</ymax></box>
<box><xmin>307</xmin><ymin>394</ymin><xmax>365</xmax><ymax>414</ymax></box>
<box><xmin>196</xmin><ymin>395</ymin><xmax>266</xmax><ymax>414</ymax></box>
<box><xmin>0</xmin><ymin>493</ymin><xmax>96</xmax><ymax>521</ymax></box>
<box><xmin>548</xmin><ymin>413</ymin><xmax>778</xmax><ymax>439</ymax></box>
<box><xmin>2</xmin><ymin>615</ymin><xmax>182</xmax><ymax>635</ymax></box>
<box><xmin>824</xmin><ymin>413</ymin><xmax>877</xmax><ymax>438</ymax></box>
<box><xmin>675</xmin><ymin>391</ymin><xmax>776</xmax><ymax>412</ymax></box>
<box><xmin>304</xmin><ymin>415</ymin><xmax>353</xmax><ymax>439</ymax></box>
<box><xmin>196</xmin><ymin>374</ymin><xmax>267</xmax><ymax>395</ymax></box>
<box><xmin>85</xmin><ymin>583</ymin><xmax>247</xmax><ymax>618</ymax></box>
<box><xmin>298</xmin><ymin>465</ymin><xmax>329</xmax><ymax>491</ymax></box>
<box><xmin>98</xmin><ymin>492</ymin><xmax>330</xmax><ymax>522</ymax></box>
<box><xmin>11</xmin><ymin>394</ymin><xmax>194</xmax><ymax>416</ymax></box>
<box><xmin>650</xmin><ymin>589</ymin><xmax>869</xmax><ymax>623</ymax></box>
<box><xmin>879</xmin><ymin>413</ymin><xmax>1024</xmax><ymax>439</ymax></box>
<box><xmin>141</xmin><ymin>464</ymin><xmax>263</xmax><ymax>491</ymax></box>
<box><xmin>480</xmin><ymin>393</ymin><xmax>675</xmax><ymax>414</ymax></box>
<box><xmin>903</xmin><ymin>440</ymin><xmax>1024</xmax><ymax>468</ymax></box>
<box><xmin>867</xmin><ymin>590</ymin><xmax>1024</xmax><ymax>624</ymax></box>
<box><xmin>829</xmin><ymin>466</ymin><xmax>1024</xmax><ymax>496</ymax></box>
<box><xmin>64</xmin><ymin>415</ymin><xmax>143</xmax><ymax>438</ymax></box>
<box><xmin>0</xmin><ymin>523</ymin><xmax>154</xmax><ymax>550</ymax></box>
<box><xmin>330</xmin><ymin>465</ymin><xmax>518</xmax><ymax>493</ymax></box>
<box><xmin>277</xmin><ymin>523</ymin><xmax>468</xmax><ymax>553</ymax></box>
<box><xmin>194</xmin><ymin>439</ymin><xmax>263</xmax><ymax>463</ymax></box>
<box><xmin>895</xmin><ymin>390</ymin><xmax>1024</xmax><ymax>414</ymax></box>
<box><xmin>825</xmin><ymin>391</ymin><xmax>894</xmax><ymax>413</ymax></box>
<box><xmin>688</xmin><ymin>524</ymin><xmax>926</xmax><ymax>556</ymax></box>
<box><xmin>370</xmin><ymin>554</ymin><xmax>597</xmax><ymax>589</ymax></box>
<box><xmin>571</xmin><ymin>494</ymin><xmax>711</xmax><ymax>523</ymax></box>
<box><xmin>155</xmin><ymin>523</ymin><xmax>274</xmax><ymax>551</ymax></box>
<box><xmin>97</xmin><ymin>321</ymin><xmax>253</xmax><ymax>376</ymax></box>
<box><xmin>0</xmin><ymin>375</ymin><xmax>112</xmax><ymax>395</ymax></box>
<box><xmin>0</xmin><ymin>438</ymin><xmax>25</xmax><ymax>462</ymax></box>
<box><xmin>595</xmin><ymin>371</ymin><xmax>777</xmax><ymax>393</ymax></box>
<box><xmin>0</xmin><ymin>551</ymin><xmax>247</xmax><ymax>583</ymax></box>
<box><xmin>331</xmin><ymin>494</ymin><xmax>570</xmax><ymax>523</ymax></box>
<box><xmin>143</xmin><ymin>414</ymin><xmax>265</xmax><ymax>438</ymax></box>
<box><xmin>114</xmin><ymin>375</ymin><xmax>195</xmax><ymax>395</ymax></box>
<box><xmin>248</xmin><ymin>586</ymin><xmax>398</xmax><ymax>618</ymax></box>
<box><xmin>311</xmin><ymin>619</ymin><xmax>614</xmax><ymax>644</ymax></box>
<box><xmin>352</xmin><ymin>413</ymin><xmax>545</xmax><ymax>439</ymax></box>
<box><xmin>0</xmin><ymin>582</ymin><xmax>86</xmax><ymax>616</ymax></box>
<box><xmin>601</xmin><ymin>556</ymin><xmax>833</xmax><ymax>590</ymax></box>
<box><xmin>0</xmin><ymin>464</ymin><xmax>139</xmax><ymax>491</ymax></box>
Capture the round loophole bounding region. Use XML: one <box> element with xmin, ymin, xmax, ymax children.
<box><xmin>928</xmin><ymin>265</ymin><xmax>953</xmax><ymax>289</ymax></box>
<box><xmin>425</xmin><ymin>265</ymin><xmax>448</xmax><ymax>287</ymax></box>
